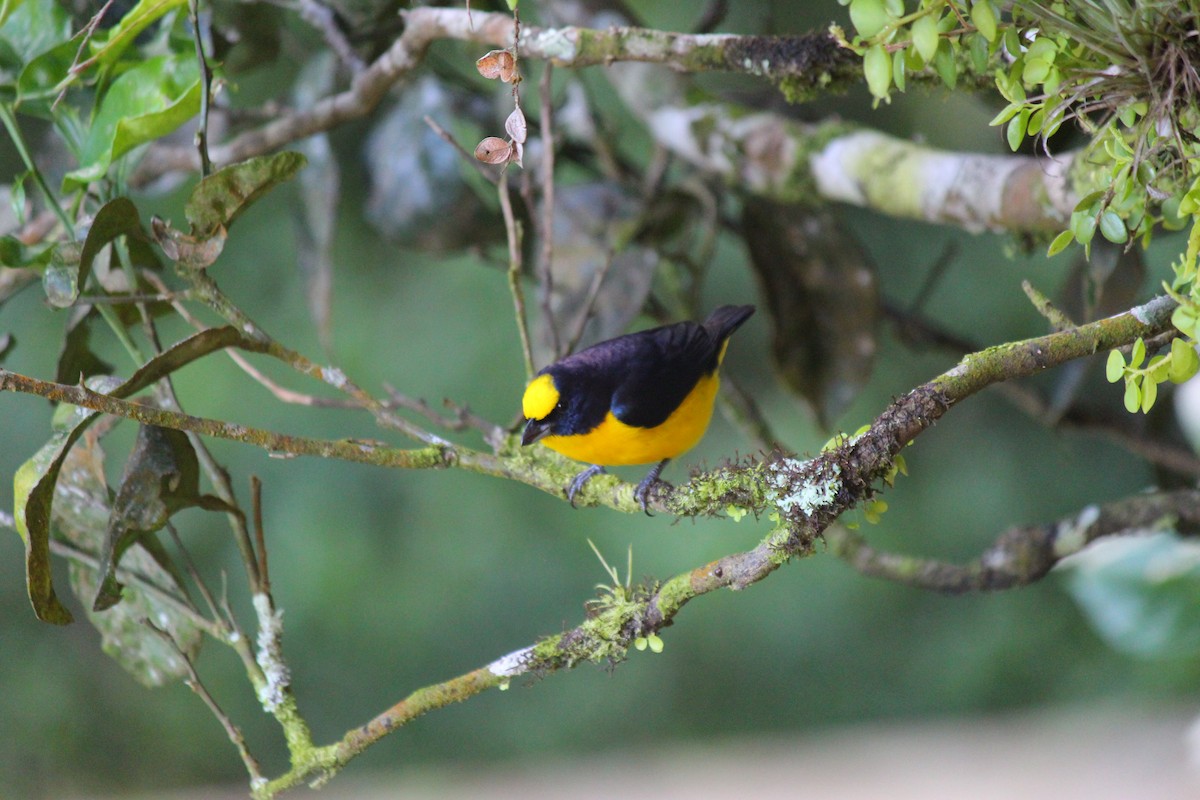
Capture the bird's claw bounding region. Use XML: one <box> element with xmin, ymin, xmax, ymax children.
<box><xmin>633</xmin><ymin>475</ymin><xmax>673</xmax><ymax>516</ymax></box>
<box><xmin>567</xmin><ymin>464</ymin><xmax>606</xmax><ymax>507</ymax></box>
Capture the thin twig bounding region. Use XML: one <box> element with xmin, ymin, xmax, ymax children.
<box><xmin>382</xmin><ymin>384</ymin><xmax>505</xmax><ymax>444</ymax></box>
<box><xmin>562</xmin><ymin>248</ymin><xmax>616</xmax><ymax>356</ymax></box>
<box><xmin>423</xmin><ymin>115</ymin><xmax>499</xmax><ymax>185</ymax></box>
<box><xmin>1022</xmin><ymin>279</ymin><xmax>1077</xmax><ymax>331</ymax></box>
<box><xmin>51</xmin><ymin>0</ymin><xmax>114</xmax><ymax>109</ymax></box>
<box><xmin>165</xmin><ymin>522</ymin><xmax>225</xmax><ymax>628</ymax></box>
<box><xmin>145</xmin><ymin>620</ymin><xmax>266</xmax><ymax>784</ymax></box>
<box><xmin>537</xmin><ymin>62</ymin><xmax>561</xmax><ymax>358</ymax></box>
<box><xmin>252</xmin><ymin>476</ymin><xmax>270</xmax><ymax>593</ymax></box>
<box><xmin>188</xmin><ymin>0</ymin><xmax>214</xmax><ymax>176</ymax></box>
<box><xmin>498</xmin><ymin>169</ymin><xmax>535</xmax><ymax>377</ymax></box>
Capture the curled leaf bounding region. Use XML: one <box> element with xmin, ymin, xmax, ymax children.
<box><xmin>505</xmin><ymin>106</ymin><xmax>527</xmax><ymax>144</ymax></box>
<box><xmin>185</xmin><ymin>151</ymin><xmax>307</xmax><ymax>238</ymax></box>
<box><xmin>151</xmin><ymin>216</ymin><xmax>227</xmax><ymax>269</ymax></box>
<box><xmin>12</xmin><ymin>327</ymin><xmax>267</xmax><ymax>624</ymax></box>
<box><xmin>93</xmin><ymin>423</ymin><xmax>201</xmax><ymax>611</ymax></box>
<box><xmin>474</xmin><ymin>136</ymin><xmax>512</xmax><ymax>165</ymax></box>
<box><xmin>476</xmin><ymin>49</ymin><xmax>516</xmax><ymax>82</ymax></box>
<box><xmin>55</xmin><ymin>438</ymin><xmax>203</xmax><ymax>687</ymax></box>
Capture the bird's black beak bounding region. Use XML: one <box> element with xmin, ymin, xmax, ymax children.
<box><xmin>521</xmin><ymin>417</ymin><xmax>551</xmax><ymax>446</ymax></box>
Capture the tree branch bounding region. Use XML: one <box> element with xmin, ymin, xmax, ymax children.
<box><xmin>827</xmin><ymin>489</ymin><xmax>1200</xmax><ymax>593</ymax></box>
<box><xmin>127</xmin><ymin>8</ymin><xmax>1075</xmax><ymax>235</ymax></box>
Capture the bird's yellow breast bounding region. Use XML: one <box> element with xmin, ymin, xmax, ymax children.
<box><xmin>540</xmin><ymin>371</ymin><xmax>720</xmax><ymax>466</ymax></box>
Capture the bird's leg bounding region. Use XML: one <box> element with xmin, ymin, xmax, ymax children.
<box><xmin>567</xmin><ymin>464</ymin><xmax>606</xmax><ymax>507</ymax></box>
<box><xmin>634</xmin><ymin>459</ymin><xmax>670</xmax><ymax>515</ymax></box>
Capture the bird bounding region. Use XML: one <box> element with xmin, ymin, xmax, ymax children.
<box><xmin>520</xmin><ymin>304</ymin><xmax>755</xmax><ymax>512</ymax></box>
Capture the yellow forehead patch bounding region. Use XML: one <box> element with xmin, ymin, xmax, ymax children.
<box><xmin>522</xmin><ymin>373</ymin><xmax>560</xmax><ymax>420</ymax></box>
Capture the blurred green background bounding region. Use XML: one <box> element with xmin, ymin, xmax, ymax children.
<box><xmin>1</xmin><ymin>1</ymin><xmax>1198</xmax><ymax>797</ymax></box>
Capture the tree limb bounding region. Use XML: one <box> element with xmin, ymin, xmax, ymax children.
<box><xmin>827</xmin><ymin>489</ymin><xmax>1200</xmax><ymax>593</ymax></box>
<box><xmin>130</xmin><ymin>8</ymin><xmax>1075</xmax><ymax>234</ymax></box>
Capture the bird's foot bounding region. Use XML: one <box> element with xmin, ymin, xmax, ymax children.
<box><xmin>567</xmin><ymin>464</ymin><xmax>606</xmax><ymax>507</ymax></box>
<box><xmin>633</xmin><ymin>459</ymin><xmax>671</xmax><ymax>516</ymax></box>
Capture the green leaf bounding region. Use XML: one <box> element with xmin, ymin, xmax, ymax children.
<box><xmin>968</xmin><ymin>32</ymin><xmax>989</xmax><ymax>74</ymax></box>
<box><xmin>1140</xmin><ymin>373</ymin><xmax>1157</xmax><ymax>412</ymax></box>
<box><xmin>63</xmin><ymin>54</ymin><xmax>201</xmax><ymax>190</ymax></box>
<box><xmin>849</xmin><ymin>0</ymin><xmax>890</xmax><ymax>38</ymax></box>
<box><xmin>76</xmin><ymin>197</ymin><xmax>146</xmax><ymax>298</ymax></box>
<box><xmin>1022</xmin><ymin>57</ymin><xmax>1051</xmax><ymax>84</ymax></box>
<box><xmin>1071</xmin><ymin>210</ymin><xmax>1097</xmax><ymax>245</ymax></box>
<box><xmin>14</xmin><ymin>428</ymin><xmax>81</xmax><ymax>623</ymax></box>
<box><xmin>54</xmin><ymin>438</ymin><xmax>203</xmax><ymax>687</ymax></box>
<box><xmin>988</xmin><ymin>103</ymin><xmax>1020</xmax><ymax>127</ymax></box>
<box><xmin>0</xmin><ymin>0</ymin><xmax>26</xmax><ymax>29</ymax></box>
<box><xmin>1026</xmin><ymin>107</ymin><xmax>1044</xmax><ymax>137</ymax></box>
<box><xmin>863</xmin><ymin>43</ymin><xmax>892</xmax><ymax>101</ymax></box>
<box><xmin>11</xmin><ymin>327</ymin><xmax>267</xmax><ymax>624</ymax></box>
<box><xmin>1130</xmin><ymin>337</ymin><xmax>1146</xmax><ymax>368</ymax></box>
<box><xmin>1172</xmin><ymin>305</ymin><xmax>1200</xmax><ymax>340</ymax></box>
<box><xmin>93</xmin><ymin>423</ymin><xmax>203</xmax><ymax>611</ymax></box>
<box><xmin>1105</xmin><ymin>349</ymin><xmax>1125</xmax><ymax>383</ymax></box>
<box><xmin>1064</xmin><ymin>533</ymin><xmax>1200</xmax><ymax>658</ymax></box>
<box><xmin>184</xmin><ymin>151</ymin><xmax>307</xmax><ymax>238</ymax></box>
<box><xmin>86</xmin><ymin>0</ymin><xmax>187</xmax><ymax>72</ymax></box>
<box><xmin>0</xmin><ymin>0</ymin><xmax>69</xmax><ymax>68</ymax></box>
<box><xmin>911</xmin><ymin>13</ymin><xmax>939</xmax><ymax>63</ymax></box>
<box><xmin>1123</xmin><ymin>378</ymin><xmax>1140</xmax><ymax>413</ymax></box>
<box><xmin>1148</xmin><ymin>355</ymin><xmax>1170</xmax><ymax>384</ymax></box>
<box><xmin>933</xmin><ymin>40</ymin><xmax>957</xmax><ymax>89</ymax></box>
<box><xmin>1169</xmin><ymin>337</ymin><xmax>1199</xmax><ymax>383</ymax></box>
<box><xmin>1047</xmin><ymin>229</ymin><xmax>1074</xmax><ymax>257</ymax></box>
<box><xmin>891</xmin><ymin>47</ymin><xmax>906</xmax><ymax>92</ymax></box>
<box><xmin>1098</xmin><ymin>210</ymin><xmax>1127</xmax><ymax>243</ymax></box>
<box><xmin>971</xmin><ymin>0</ymin><xmax>997</xmax><ymax>42</ymax></box>
<box><xmin>1005</xmin><ymin>109</ymin><xmax>1028</xmax><ymax>152</ymax></box>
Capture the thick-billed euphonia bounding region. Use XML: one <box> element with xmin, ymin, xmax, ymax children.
<box><xmin>521</xmin><ymin>304</ymin><xmax>755</xmax><ymax>511</ymax></box>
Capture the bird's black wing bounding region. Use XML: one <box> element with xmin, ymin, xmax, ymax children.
<box><xmin>609</xmin><ymin>321</ymin><xmax>717</xmax><ymax>429</ymax></box>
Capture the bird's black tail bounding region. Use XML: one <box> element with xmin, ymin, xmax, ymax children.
<box><xmin>703</xmin><ymin>304</ymin><xmax>755</xmax><ymax>342</ymax></box>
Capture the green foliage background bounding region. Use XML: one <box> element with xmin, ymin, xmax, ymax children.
<box><xmin>1</xmin><ymin>0</ymin><xmax>1198</xmax><ymax>796</ymax></box>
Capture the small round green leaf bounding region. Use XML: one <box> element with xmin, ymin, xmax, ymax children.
<box><xmin>1170</xmin><ymin>338</ymin><xmax>1200</xmax><ymax>383</ymax></box>
<box><xmin>849</xmin><ymin>0</ymin><xmax>890</xmax><ymax>38</ymax></box>
<box><xmin>1131</xmin><ymin>337</ymin><xmax>1146</xmax><ymax>368</ymax></box>
<box><xmin>892</xmin><ymin>48</ymin><xmax>906</xmax><ymax>92</ymax></box>
<box><xmin>1123</xmin><ymin>378</ymin><xmax>1141</xmax><ymax>413</ymax></box>
<box><xmin>1140</xmin><ymin>374</ymin><xmax>1157</xmax><ymax>413</ymax></box>
<box><xmin>1105</xmin><ymin>349</ymin><xmax>1125</xmax><ymax>383</ymax></box>
<box><xmin>971</xmin><ymin>0</ymin><xmax>998</xmax><ymax>42</ymax></box>
<box><xmin>1071</xmin><ymin>211</ymin><xmax>1097</xmax><ymax>245</ymax></box>
<box><xmin>1098</xmin><ymin>210</ymin><xmax>1128</xmax><ymax>243</ymax></box>
<box><xmin>863</xmin><ymin>44</ymin><xmax>893</xmax><ymax>100</ymax></box>
<box><xmin>1006</xmin><ymin>109</ymin><xmax>1028</xmax><ymax>152</ymax></box>
<box><xmin>912</xmin><ymin>13</ymin><xmax>939</xmax><ymax>62</ymax></box>
<box><xmin>1148</xmin><ymin>354</ymin><xmax>1170</xmax><ymax>384</ymax></box>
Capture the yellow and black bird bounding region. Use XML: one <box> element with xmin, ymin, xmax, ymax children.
<box><xmin>521</xmin><ymin>304</ymin><xmax>755</xmax><ymax>512</ymax></box>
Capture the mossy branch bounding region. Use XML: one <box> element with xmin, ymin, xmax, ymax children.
<box><xmin>828</xmin><ymin>488</ymin><xmax>1200</xmax><ymax>593</ymax></box>
<box><xmin>221</xmin><ymin>294</ymin><xmax>1179</xmax><ymax>796</ymax></box>
<box><xmin>125</xmin><ymin>8</ymin><xmax>1073</xmax><ymax>236</ymax></box>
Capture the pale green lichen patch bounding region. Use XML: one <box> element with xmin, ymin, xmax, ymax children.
<box><xmin>767</xmin><ymin>456</ymin><xmax>841</xmax><ymax>517</ymax></box>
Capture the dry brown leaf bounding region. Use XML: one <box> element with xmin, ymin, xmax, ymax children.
<box><xmin>474</xmin><ymin>136</ymin><xmax>512</xmax><ymax>164</ymax></box>
<box><xmin>476</xmin><ymin>49</ymin><xmax>517</xmax><ymax>82</ymax></box>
